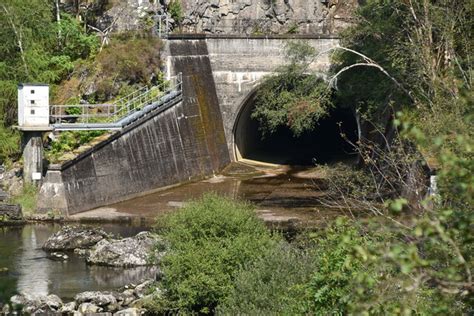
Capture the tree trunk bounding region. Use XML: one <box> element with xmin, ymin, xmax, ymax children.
<box><xmin>0</xmin><ymin>4</ymin><xmax>29</xmax><ymax>77</ymax></box>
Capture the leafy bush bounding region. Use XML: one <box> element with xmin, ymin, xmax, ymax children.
<box><xmin>168</xmin><ymin>1</ymin><xmax>184</xmax><ymax>24</ymax></box>
<box><xmin>217</xmin><ymin>242</ymin><xmax>317</xmax><ymax>315</ymax></box>
<box><xmin>46</xmin><ymin>130</ymin><xmax>105</xmax><ymax>162</ymax></box>
<box><xmin>296</xmin><ymin>219</ymin><xmax>380</xmax><ymax>315</ymax></box>
<box><xmin>0</xmin><ymin>122</ymin><xmax>19</xmax><ymax>164</ymax></box>
<box><xmin>0</xmin><ymin>2</ymin><xmax>98</xmax><ymax>126</ymax></box>
<box><xmin>152</xmin><ymin>194</ymin><xmax>278</xmax><ymax>314</ymax></box>
<box><xmin>10</xmin><ymin>183</ymin><xmax>37</xmax><ymax>215</ymax></box>
<box><xmin>58</xmin><ymin>36</ymin><xmax>163</xmax><ymax>104</ymax></box>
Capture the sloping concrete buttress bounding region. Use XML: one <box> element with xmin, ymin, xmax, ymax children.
<box><xmin>38</xmin><ymin>35</ymin><xmax>337</xmax><ymax>215</ymax></box>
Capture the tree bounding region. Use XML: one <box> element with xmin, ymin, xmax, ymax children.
<box><xmin>0</xmin><ymin>0</ymin><xmax>98</xmax><ymax>125</ymax></box>
<box><xmin>251</xmin><ymin>41</ymin><xmax>333</xmax><ymax>137</ymax></box>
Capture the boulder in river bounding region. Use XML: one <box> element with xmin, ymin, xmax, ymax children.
<box><xmin>10</xmin><ymin>293</ymin><xmax>42</xmax><ymax>314</ymax></box>
<box><xmin>49</xmin><ymin>252</ymin><xmax>69</xmax><ymax>261</ymax></box>
<box><xmin>10</xmin><ymin>292</ymin><xmax>63</xmax><ymax>314</ymax></box>
<box><xmin>114</xmin><ymin>307</ymin><xmax>143</xmax><ymax>316</ymax></box>
<box><xmin>59</xmin><ymin>301</ymin><xmax>77</xmax><ymax>313</ymax></box>
<box><xmin>75</xmin><ymin>291</ymin><xmax>117</xmax><ymax>307</ymax></box>
<box><xmin>86</xmin><ymin>231</ymin><xmax>162</xmax><ymax>267</ymax></box>
<box><xmin>42</xmin><ymin>225</ymin><xmax>108</xmax><ymax>250</ymax></box>
<box><xmin>77</xmin><ymin>302</ymin><xmax>101</xmax><ymax>314</ymax></box>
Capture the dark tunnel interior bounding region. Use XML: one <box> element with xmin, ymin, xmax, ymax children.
<box><xmin>234</xmin><ymin>101</ymin><xmax>359</xmax><ymax>165</ymax></box>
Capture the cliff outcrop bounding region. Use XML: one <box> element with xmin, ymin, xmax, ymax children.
<box><xmin>64</xmin><ymin>0</ymin><xmax>358</xmax><ymax>35</ymax></box>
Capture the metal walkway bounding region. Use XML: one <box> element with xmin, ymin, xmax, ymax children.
<box><xmin>50</xmin><ymin>74</ymin><xmax>182</xmax><ymax>131</ymax></box>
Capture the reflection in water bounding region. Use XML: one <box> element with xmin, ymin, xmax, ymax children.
<box><xmin>0</xmin><ymin>224</ymin><xmax>154</xmax><ymax>303</ymax></box>
<box><xmin>89</xmin><ymin>265</ymin><xmax>158</xmax><ymax>288</ymax></box>
<box><xmin>17</xmin><ymin>225</ymin><xmax>50</xmax><ymax>296</ymax></box>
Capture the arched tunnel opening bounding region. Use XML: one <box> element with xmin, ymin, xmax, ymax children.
<box><xmin>234</xmin><ymin>94</ymin><xmax>359</xmax><ymax>165</ymax></box>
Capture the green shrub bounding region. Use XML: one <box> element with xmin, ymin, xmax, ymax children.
<box><xmin>46</xmin><ymin>130</ymin><xmax>105</xmax><ymax>162</ymax></box>
<box><xmin>10</xmin><ymin>183</ymin><xmax>37</xmax><ymax>215</ymax></box>
<box><xmin>297</xmin><ymin>219</ymin><xmax>378</xmax><ymax>315</ymax></box>
<box><xmin>252</xmin><ymin>41</ymin><xmax>333</xmax><ymax>137</ymax></box>
<box><xmin>0</xmin><ymin>122</ymin><xmax>20</xmax><ymax>164</ymax></box>
<box><xmin>217</xmin><ymin>243</ymin><xmax>317</xmax><ymax>315</ymax></box>
<box><xmin>168</xmin><ymin>1</ymin><xmax>184</xmax><ymax>24</ymax></box>
<box><xmin>153</xmin><ymin>194</ymin><xmax>278</xmax><ymax>314</ymax></box>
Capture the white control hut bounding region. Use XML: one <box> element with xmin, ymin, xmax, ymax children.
<box><xmin>18</xmin><ymin>83</ymin><xmax>49</xmax><ymax>128</ymax></box>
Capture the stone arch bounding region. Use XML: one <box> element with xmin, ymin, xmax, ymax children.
<box><xmin>232</xmin><ymin>85</ymin><xmax>360</xmax><ymax>165</ymax></box>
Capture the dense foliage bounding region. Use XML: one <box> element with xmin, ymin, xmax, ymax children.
<box><xmin>251</xmin><ymin>41</ymin><xmax>333</xmax><ymax>137</ymax></box>
<box><xmin>235</xmin><ymin>0</ymin><xmax>472</xmax><ymax>314</ymax></box>
<box><xmin>0</xmin><ymin>0</ymin><xmax>99</xmax><ymax>125</ymax></box>
<box><xmin>55</xmin><ymin>36</ymin><xmax>163</xmax><ymax>105</ymax></box>
<box><xmin>151</xmin><ymin>194</ymin><xmax>277</xmax><ymax>314</ymax></box>
<box><xmin>0</xmin><ymin>0</ymin><xmax>99</xmax><ymax>163</ymax></box>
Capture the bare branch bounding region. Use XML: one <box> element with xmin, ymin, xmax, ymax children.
<box><xmin>313</xmin><ymin>46</ymin><xmax>414</xmax><ymax>102</ymax></box>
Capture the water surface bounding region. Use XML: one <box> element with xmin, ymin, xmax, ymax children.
<box><xmin>0</xmin><ymin>223</ymin><xmax>154</xmax><ymax>303</ymax></box>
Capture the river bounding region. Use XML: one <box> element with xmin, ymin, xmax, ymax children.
<box><xmin>0</xmin><ymin>223</ymin><xmax>154</xmax><ymax>303</ymax></box>
<box><xmin>0</xmin><ymin>162</ymin><xmax>348</xmax><ymax>303</ymax></box>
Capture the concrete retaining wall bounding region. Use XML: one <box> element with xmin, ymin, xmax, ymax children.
<box><xmin>38</xmin><ymin>39</ymin><xmax>230</xmax><ymax>215</ymax></box>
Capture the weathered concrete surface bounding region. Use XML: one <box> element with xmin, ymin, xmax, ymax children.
<box><xmin>165</xmin><ymin>35</ymin><xmax>339</xmax><ymax>159</ymax></box>
<box><xmin>38</xmin><ymin>39</ymin><xmax>230</xmax><ymax>215</ymax></box>
<box><xmin>37</xmin><ymin>167</ymin><xmax>68</xmax><ymax>214</ymax></box>
<box><xmin>39</xmin><ymin>36</ymin><xmax>337</xmax><ymax>215</ymax></box>
<box><xmin>207</xmin><ymin>36</ymin><xmax>338</xmax><ymax>159</ymax></box>
<box><xmin>21</xmin><ymin>131</ymin><xmax>44</xmax><ymax>184</ymax></box>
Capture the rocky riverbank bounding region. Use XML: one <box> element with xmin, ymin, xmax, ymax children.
<box><xmin>3</xmin><ymin>279</ymin><xmax>157</xmax><ymax>315</ymax></box>
<box><xmin>1</xmin><ymin>225</ymin><xmax>165</xmax><ymax>314</ymax></box>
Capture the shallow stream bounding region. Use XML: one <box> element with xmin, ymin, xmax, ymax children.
<box><xmin>0</xmin><ymin>223</ymin><xmax>153</xmax><ymax>303</ymax></box>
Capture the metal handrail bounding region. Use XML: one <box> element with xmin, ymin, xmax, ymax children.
<box><xmin>50</xmin><ymin>73</ymin><xmax>182</xmax><ymax>130</ymax></box>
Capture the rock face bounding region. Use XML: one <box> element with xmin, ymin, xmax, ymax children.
<box><xmin>42</xmin><ymin>225</ymin><xmax>108</xmax><ymax>251</ymax></box>
<box><xmin>179</xmin><ymin>0</ymin><xmax>358</xmax><ymax>35</ymax></box>
<box><xmin>87</xmin><ymin>232</ymin><xmax>161</xmax><ymax>267</ymax></box>
<box><xmin>0</xmin><ymin>164</ymin><xmax>22</xmax><ymax>197</ymax></box>
<box><xmin>97</xmin><ymin>0</ymin><xmax>164</xmax><ymax>33</ymax></box>
<box><xmin>67</xmin><ymin>0</ymin><xmax>357</xmax><ymax>36</ymax></box>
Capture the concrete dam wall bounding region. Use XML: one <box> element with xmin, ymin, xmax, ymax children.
<box><xmin>38</xmin><ymin>39</ymin><xmax>230</xmax><ymax>215</ymax></box>
<box><xmin>38</xmin><ymin>35</ymin><xmax>338</xmax><ymax>214</ymax></box>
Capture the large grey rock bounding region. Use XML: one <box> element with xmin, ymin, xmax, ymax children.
<box><xmin>43</xmin><ymin>225</ymin><xmax>108</xmax><ymax>250</ymax></box>
<box><xmin>134</xmin><ymin>280</ymin><xmax>154</xmax><ymax>298</ymax></box>
<box><xmin>116</xmin><ymin>290</ymin><xmax>136</xmax><ymax>306</ymax></box>
<box><xmin>114</xmin><ymin>307</ymin><xmax>142</xmax><ymax>316</ymax></box>
<box><xmin>75</xmin><ymin>291</ymin><xmax>117</xmax><ymax>307</ymax></box>
<box><xmin>1</xmin><ymin>303</ymin><xmax>10</xmax><ymax>314</ymax></box>
<box><xmin>44</xmin><ymin>294</ymin><xmax>63</xmax><ymax>310</ymax></box>
<box><xmin>10</xmin><ymin>292</ymin><xmax>63</xmax><ymax>314</ymax></box>
<box><xmin>0</xmin><ymin>165</ymin><xmax>22</xmax><ymax>197</ymax></box>
<box><xmin>0</xmin><ymin>204</ymin><xmax>22</xmax><ymax>220</ymax></box>
<box><xmin>59</xmin><ymin>301</ymin><xmax>77</xmax><ymax>313</ymax></box>
<box><xmin>86</xmin><ymin>232</ymin><xmax>161</xmax><ymax>267</ymax></box>
<box><xmin>77</xmin><ymin>302</ymin><xmax>101</xmax><ymax>314</ymax></box>
<box><xmin>10</xmin><ymin>293</ymin><xmax>42</xmax><ymax>314</ymax></box>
